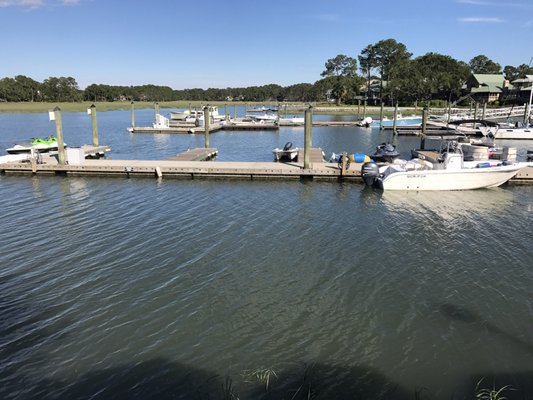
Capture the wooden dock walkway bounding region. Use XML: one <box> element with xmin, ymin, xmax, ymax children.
<box><xmin>2</xmin><ymin>156</ymin><xmax>531</xmax><ymax>183</ymax></box>
<box><xmin>127</xmin><ymin>125</ymin><xmax>224</xmax><ymax>134</ymax></box>
<box><xmin>167</xmin><ymin>148</ymin><xmax>218</xmax><ymax>161</ymax></box>
<box><xmin>296</xmin><ymin>148</ymin><xmax>325</xmax><ymax>163</ymax></box>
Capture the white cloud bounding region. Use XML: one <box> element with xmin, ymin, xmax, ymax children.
<box><xmin>0</xmin><ymin>0</ymin><xmax>80</xmax><ymax>7</ymax></box>
<box><xmin>457</xmin><ymin>16</ymin><xmax>505</xmax><ymax>23</ymax></box>
<box><xmin>0</xmin><ymin>0</ymin><xmax>44</xmax><ymax>7</ymax></box>
<box><xmin>456</xmin><ymin>0</ymin><xmax>532</xmax><ymax>8</ymax></box>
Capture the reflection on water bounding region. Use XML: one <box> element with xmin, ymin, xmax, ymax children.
<box><xmin>379</xmin><ymin>187</ymin><xmax>516</xmax><ymax>219</ymax></box>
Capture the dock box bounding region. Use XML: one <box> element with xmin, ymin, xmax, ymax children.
<box><xmin>66</xmin><ymin>148</ymin><xmax>85</xmax><ymax>165</ymax></box>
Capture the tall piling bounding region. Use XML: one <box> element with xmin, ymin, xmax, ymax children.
<box><xmin>392</xmin><ymin>102</ymin><xmax>398</xmax><ymax>134</ymax></box>
<box><xmin>303</xmin><ymin>106</ymin><xmax>313</xmax><ymax>169</ymax></box>
<box><xmin>51</xmin><ymin>106</ymin><xmax>66</xmax><ymax>165</ymax></box>
<box><xmin>379</xmin><ymin>101</ymin><xmax>384</xmax><ymax>130</ymax></box>
<box><xmin>204</xmin><ymin>106</ymin><xmax>210</xmax><ymax>148</ymax></box>
<box><xmin>420</xmin><ymin>107</ymin><xmax>428</xmax><ymax>150</ymax></box>
<box><xmin>130</xmin><ymin>101</ymin><xmax>135</xmax><ymax>129</ymax></box>
<box><xmin>89</xmin><ymin>104</ymin><xmax>99</xmax><ymax>146</ymax></box>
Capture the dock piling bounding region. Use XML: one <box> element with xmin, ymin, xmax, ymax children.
<box><xmin>304</xmin><ymin>106</ymin><xmax>313</xmax><ymax>169</ymax></box>
<box><xmin>379</xmin><ymin>101</ymin><xmax>384</xmax><ymax>130</ymax></box>
<box><xmin>131</xmin><ymin>101</ymin><xmax>135</xmax><ymax>129</ymax></box>
<box><xmin>50</xmin><ymin>106</ymin><xmax>66</xmax><ymax>165</ymax></box>
<box><xmin>392</xmin><ymin>102</ymin><xmax>398</xmax><ymax>134</ymax></box>
<box><xmin>420</xmin><ymin>107</ymin><xmax>428</xmax><ymax>150</ymax></box>
<box><xmin>204</xmin><ymin>106</ymin><xmax>210</xmax><ymax>148</ymax></box>
<box><xmin>88</xmin><ymin>104</ymin><xmax>99</xmax><ymax>146</ymax></box>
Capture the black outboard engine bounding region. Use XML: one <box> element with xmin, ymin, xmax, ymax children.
<box><xmin>361</xmin><ymin>162</ymin><xmax>379</xmax><ymax>187</ymax></box>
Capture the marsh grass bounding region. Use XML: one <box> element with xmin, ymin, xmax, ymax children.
<box><xmin>242</xmin><ymin>368</ymin><xmax>278</xmax><ymax>390</ymax></box>
<box><xmin>475</xmin><ymin>378</ymin><xmax>514</xmax><ymax>400</ymax></box>
<box><xmin>0</xmin><ymin>101</ymin><xmax>410</xmax><ymax>116</ymax></box>
<box><xmin>0</xmin><ymin>101</ymin><xmax>215</xmax><ymax>113</ymax></box>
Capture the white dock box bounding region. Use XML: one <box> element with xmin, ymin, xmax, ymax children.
<box><xmin>66</xmin><ymin>148</ymin><xmax>85</xmax><ymax>165</ymax></box>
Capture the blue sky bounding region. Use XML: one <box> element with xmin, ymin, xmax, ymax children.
<box><xmin>1</xmin><ymin>0</ymin><xmax>532</xmax><ymax>89</ymax></box>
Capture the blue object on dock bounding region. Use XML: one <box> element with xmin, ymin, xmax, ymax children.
<box><xmin>354</xmin><ymin>153</ymin><xmax>367</xmax><ymax>163</ymax></box>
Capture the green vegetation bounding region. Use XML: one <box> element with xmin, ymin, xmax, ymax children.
<box><xmin>1</xmin><ymin>39</ymin><xmax>532</xmax><ymax>110</ymax></box>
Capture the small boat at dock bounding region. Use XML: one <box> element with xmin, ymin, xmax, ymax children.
<box><xmin>272</xmin><ymin>142</ymin><xmax>299</xmax><ymax>161</ymax></box>
<box><xmin>6</xmin><ymin>136</ymin><xmax>66</xmax><ymax>154</ymax></box>
<box><xmin>370</xmin><ymin>143</ymin><xmax>400</xmax><ymax>163</ymax></box>
<box><xmin>362</xmin><ymin>140</ymin><xmax>526</xmax><ymax>191</ymax></box>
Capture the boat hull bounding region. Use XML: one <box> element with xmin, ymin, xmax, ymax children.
<box><xmin>6</xmin><ymin>144</ymin><xmax>61</xmax><ymax>154</ymax></box>
<box><xmin>378</xmin><ymin>164</ymin><xmax>523</xmax><ymax>191</ymax></box>
<box><xmin>494</xmin><ymin>128</ymin><xmax>533</xmax><ymax>140</ymax></box>
<box><xmin>272</xmin><ymin>149</ymin><xmax>298</xmax><ymax>161</ymax></box>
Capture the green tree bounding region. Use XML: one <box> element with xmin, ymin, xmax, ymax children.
<box><xmin>469</xmin><ymin>54</ymin><xmax>501</xmax><ymax>74</ymax></box>
<box><xmin>41</xmin><ymin>76</ymin><xmax>81</xmax><ymax>101</ymax></box>
<box><xmin>394</xmin><ymin>53</ymin><xmax>469</xmax><ymax>104</ymax></box>
<box><xmin>368</xmin><ymin>39</ymin><xmax>412</xmax><ymax>103</ymax></box>
<box><xmin>321</xmin><ymin>54</ymin><xmax>358</xmax><ymax>104</ymax></box>
<box><xmin>14</xmin><ymin>75</ymin><xmax>41</xmax><ymax>101</ymax></box>
<box><xmin>358</xmin><ymin>44</ymin><xmax>379</xmax><ymax>101</ymax></box>
<box><xmin>504</xmin><ymin>63</ymin><xmax>533</xmax><ymax>81</ymax></box>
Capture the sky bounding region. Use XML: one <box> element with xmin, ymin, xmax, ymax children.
<box><xmin>1</xmin><ymin>0</ymin><xmax>532</xmax><ymax>90</ymax></box>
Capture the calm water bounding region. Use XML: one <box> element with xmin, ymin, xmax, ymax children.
<box><xmin>1</xmin><ymin>109</ymin><xmax>532</xmax><ymax>400</ymax></box>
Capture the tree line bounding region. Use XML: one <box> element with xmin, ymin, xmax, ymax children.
<box><xmin>1</xmin><ymin>39</ymin><xmax>532</xmax><ymax>105</ymax></box>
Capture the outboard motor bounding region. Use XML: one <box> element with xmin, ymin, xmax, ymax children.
<box><xmin>361</xmin><ymin>162</ymin><xmax>379</xmax><ymax>187</ymax></box>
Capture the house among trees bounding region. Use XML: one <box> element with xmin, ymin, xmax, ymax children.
<box><xmin>465</xmin><ymin>74</ymin><xmax>506</xmax><ymax>103</ymax></box>
<box><xmin>508</xmin><ymin>75</ymin><xmax>533</xmax><ymax>104</ymax></box>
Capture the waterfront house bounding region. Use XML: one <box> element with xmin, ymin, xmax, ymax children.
<box><xmin>508</xmin><ymin>75</ymin><xmax>533</xmax><ymax>104</ymax></box>
<box><xmin>465</xmin><ymin>74</ymin><xmax>506</xmax><ymax>103</ymax></box>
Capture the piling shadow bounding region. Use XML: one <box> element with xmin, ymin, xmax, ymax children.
<box><xmin>439</xmin><ymin>303</ymin><xmax>533</xmax><ymax>399</ymax></box>
<box><xmin>439</xmin><ymin>303</ymin><xmax>533</xmax><ymax>354</ymax></box>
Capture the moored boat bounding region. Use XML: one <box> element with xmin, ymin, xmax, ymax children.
<box><xmin>6</xmin><ymin>136</ymin><xmax>66</xmax><ymax>154</ymax></box>
<box><xmin>371</xmin><ymin>143</ymin><xmax>400</xmax><ymax>163</ymax></box>
<box><xmin>494</xmin><ymin>122</ymin><xmax>533</xmax><ymax>140</ymax></box>
<box><xmin>272</xmin><ymin>142</ymin><xmax>299</xmax><ymax>161</ymax></box>
<box><xmin>362</xmin><ymin>141</ymin><xmax>526</xmax><ymax>191</ymax></box>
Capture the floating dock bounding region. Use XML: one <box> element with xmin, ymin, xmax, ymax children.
<box><xmin>2</xmin><ymin>153</ymin><xmax>532</xmax><ymax>183</ymax></box>
<box><xmin>167</xmin><ymin>148</ymin><xmax>218</xmax><ymax>161</ymax></box>
<box><xmin>127</xmin><ymin>125</ymin><xmax>224</xmax><ymax>134</ymax></box>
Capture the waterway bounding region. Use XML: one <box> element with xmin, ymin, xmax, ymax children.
<box><xmin>1</xmin><ymin>109</ymin><xmax>532</xmax><ymax>400</ymax></box>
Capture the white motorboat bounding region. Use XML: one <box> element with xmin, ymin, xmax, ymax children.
<box><xmin>278</xmin><ymin>116</ymin><xmax>304</xmax><ymax>124</ymax></box>
<box><xmin>370</xmin><ymin>114</ymin><xmax>422</xmax><ymax>128</ymax></box>
<box><xmin>170</xmin><ymin>106</ymin><xmax>226</xmax><ymax>122</ymax></box>
<box><xmin>494</xmin><ymin>122</ymin><xmax>533</xmax><ymax>140</ymax></box>
<box><xmin>272</xmin><ymin>142</ymin><xmax>298</xmax><ymax>161</ymax></box>
<box><xmin>361</xmin><ymin>141</ymin><xmax>526</xmax><ymax>191</ymax></box>
<box><xmin>247</xmin><ymin>113</ymin><xmax>278</xmax><ymax>123</ymax></box>
<box><xmin>169</xmin><ymin>110</ymin><xmax>191</xmax><ymax>120</ymax></box>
